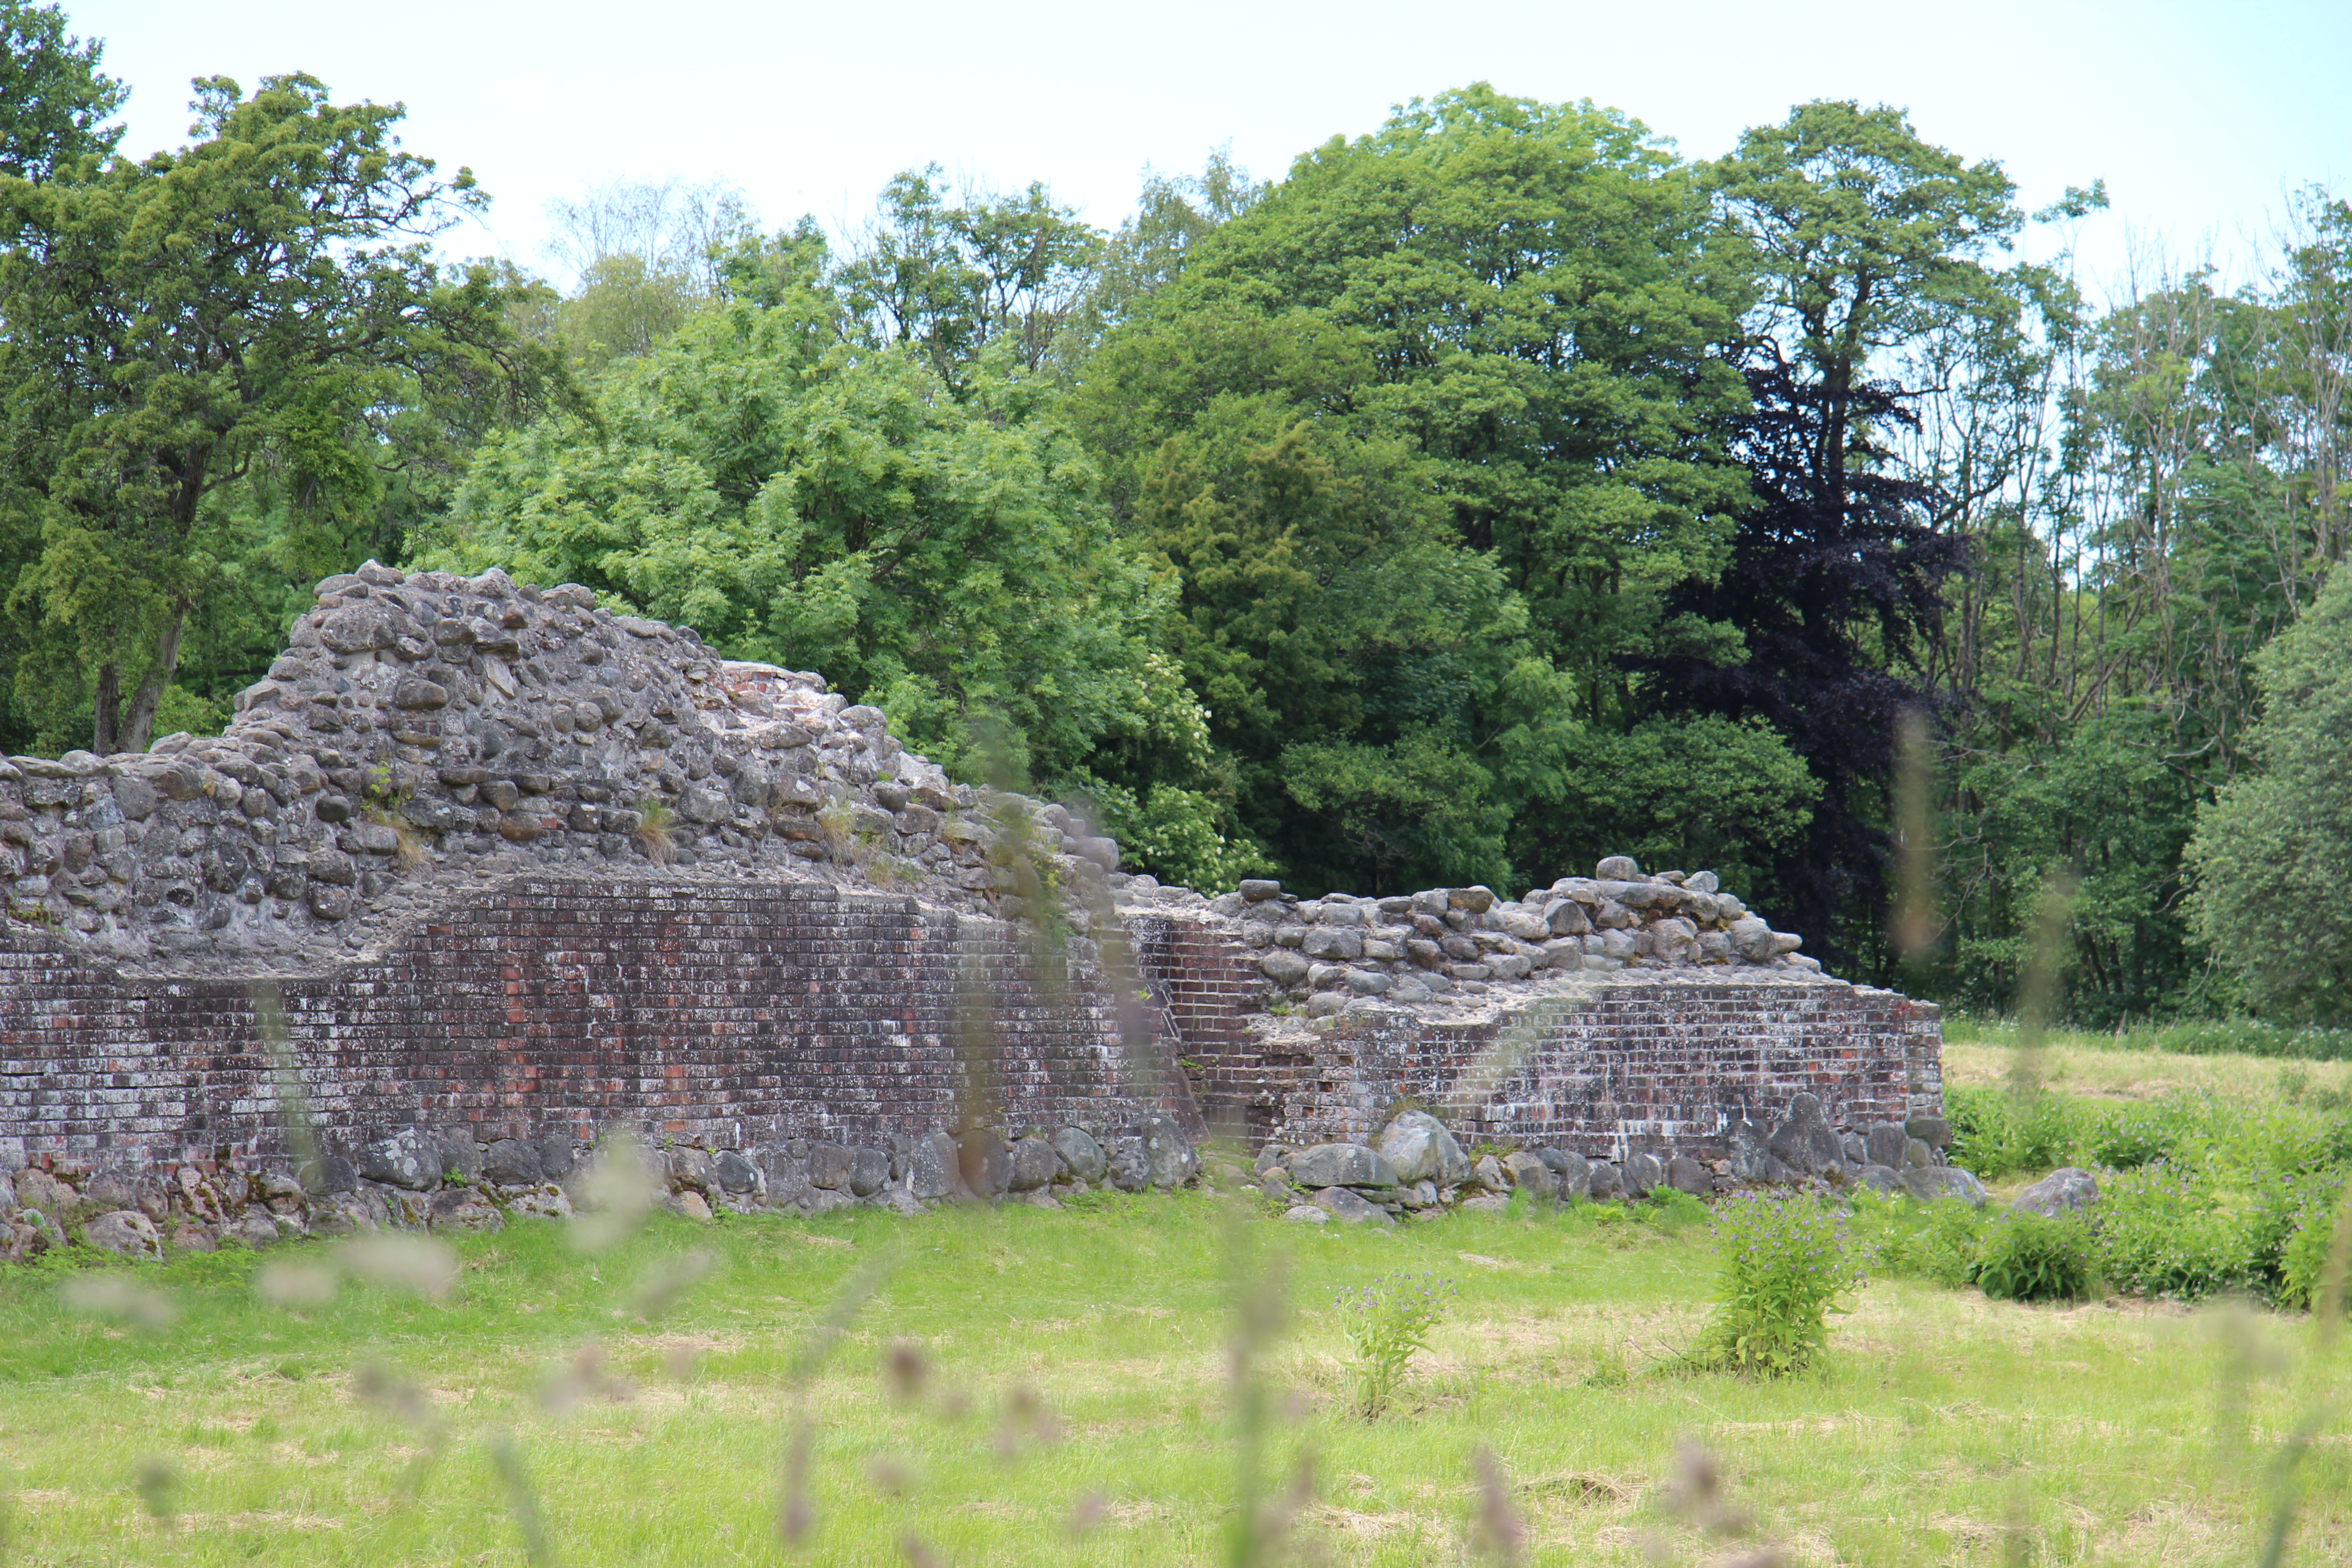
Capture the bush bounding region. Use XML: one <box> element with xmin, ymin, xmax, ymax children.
<box><xmin>2083</xmin><ymin>1100</ymin><xmax>2194</xmax><ymax>1170</ymax></box>
<box><xmin>1335</xmin><ymin>1271</ymin><xmax>1454</xmax><ymax>1419</ymax></box>
<box><xmin>1852</xmin><ymin>1189</ymin><xmax>1986</xmax><ymax>1289</ymax></box>
<box><xmin>1970</xmin><ymin>1213</ymin><xmax>2099</xmax><ymax>1302</ymax></box>
<box><xmin>2096</xmin><ymin>1164</ymin><xmax>2257</xmax><ymax>1300</ymax></box>
<box><xmin>1946</xmin><ymin>1086</ymin><xmax>2078</xmax><ymax>1180</ymax></box>
<box><xmin>1690</xmin><ymin>1192</ymin><xmax>1866</xmax><ymax>1377</ymax></box>
<box><xmin>2279</xmin><ymin>1186</ymin><xmax>2351</xmax><ymax>1311</ymax></box>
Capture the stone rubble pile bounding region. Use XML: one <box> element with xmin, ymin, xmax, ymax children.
<box><xmin>1254</xmin><ymin>1094</ymin><xmax>1985</xmax><ymax>1227</ymax></box>
<box><xmin>1117</xmin><ymin>853</ymin><xmax>1828</xmax><ymax>1023</ymax></box>
<box><xmin>1</xmin><ymin>563</ymin><xmax>1121</xmax><ymax>971</ymax></box>
<box><xmin>0</xmin><ymin>1114</ymin><xmax>1204</xmax><ymax>1261</ymax></box>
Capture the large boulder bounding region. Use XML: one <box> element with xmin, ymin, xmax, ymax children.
<box><xmin>848</xmin><ymin>1147</ymin><xmax>890</xmax><ymax>1197</ymax></box>
<box><xmin>1665</xmin><ymin>1155</ymin><xmax>1710</xmax><ymax>1196</ymax></box>
<box><xmin>956</xmin><ymin>1130</ymin><xmax>1013</xmax><ymax>1199</ymax></box>
<box><xmin>14</xmin><ymin>1167</ymin><xmax>71</xmax><ymax>1216</ymax></box>
<box><xmin>906</xmin><ymin>1132</ymin><xmax>963</xmax><ymax>1201</ymax></box>
<box><xmin>1501</xmin><ymin>1151</ymin><xmax>1557</xmax><ymax>1200</ymax></box>
<box><xmin>1009</xmin><ymin>1137</ymin><xmax>1058</xmax><ymax>1193</ymax></box>
<box><xmin>1376</xmin><ymin>1112</ymin><xmax>1468</xmax><ymax>1185</ymax></box>
<box><xmin>2010</xmin><ymin>1167</ymin><xmax>2099</xmax><ymax>1219</ymax></box>
<box><xmin>809</xmin><ymin>1143</ymin><xmax>855</xmax><ymax>1191</ymax></box>
<box><xmin>1623</xmin><ymin>1152</ymin><xmax>1663</xmax><ymax>1198</ymax></box>
<box><xmin>429</xmin><ymin>1188</ymin><xmax>505</xmax><ymax>1233</ymax></box>
<box><xmin>1767</xmin><ymin>1094</ymin><xmax>1844</xmax><ymax>1177</ymax></box>
<box><xmin>358</xmin><ymin>1128</ymin><xmax>439</xmax><ymax>1191</ymax></box>
<box><xmin>1312</xmin><ymin>1186</ymin><xmax>1393</xmax><ymax>1226</ymax></box>
<box><xmin>1138</xmin><ymin>1113</ymin><xmax>1198</xmax><ymax>1189</ymax></box>
<box><xmin>667</xmin><ymin>1147</ymin><xmax>716</xmax><ymax>1195</ymax></box>
<box><xmin>1534</xmin><ymin>1147</ymin><xmax>1591</xmax><ymax>1200</ymax></box>
<box><xmin>1862</xmin><ymin>1122</ymin><xmax>1911</xmax><ymax>1169</ymax></box>
<box><xmin>712</xmin><ymin>1149</ymin><xmax>759</xmax><ymax>1195</ymax></box>
<box><xmin>481</xmin><ymin>1138</ymin><xmax>544</xmax><ymax>1187</ymax></box>
<box><xmin>1899</xmin><ymin>1166</ymin><xmax>1988</xmax><ymax>1207</ymax></box>
<box><xmin>80</xmin><ymin>1209</ymin><xmax>162</xmax><ymax>1260</ymax></box>
<box><xmin>1052</xmin><ymin>1127</ymin><xmax>1107</xmax><ymax>1184</ymax></box>
<box><xmin>1105</xmin><ymin>1137</ymin><xmax>1151</xmax><ymax>1193</ymax></box>
<box><xmin>1289</xmin><ymin>1143</ymin><xmax>1399</xmax><ymax>1190</ymax></box>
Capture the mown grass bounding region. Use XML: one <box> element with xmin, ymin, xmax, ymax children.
<box><xmin>3</xmin><ymin>1186</ymin><xmax>2348</xmax><ymax>1567</ymax></box>
<box><xmin>1943</xmin><ymin>1034</ymin><xmax>2352</xmax><ymax>1103</ymax></box>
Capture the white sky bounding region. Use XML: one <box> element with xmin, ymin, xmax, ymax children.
<box><xmin>70</xmin><ymin>0</ymin><xmax>2352</xmax><ymax>301</ymax></box>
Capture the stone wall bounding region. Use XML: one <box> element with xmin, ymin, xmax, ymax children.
<box><xmin>0</xmin><ymin>563</ymin><xmax>1945</xmax><ymax>1222</ymax></box>
<box><xmin>1123</xmin><ymin>906</ymin><xmax>1940</xmax><ymax>1161</ymax></box>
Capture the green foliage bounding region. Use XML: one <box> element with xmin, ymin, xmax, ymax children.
<box><xmin>1970</xmin><ymin>1212</ymin><xmax>2099</xmax><ymax>1303</ymax></box>
<box><xmin>0</xmin><ymin>72</ymin><xmax>567</xmax><ymax>753</ymax></box>
<box><xmin>425</xmin><ymin>314</ymin><xmax>1200</xmax><ymax>798</ymax></box>
<box><xmin>0</xmin><ymin>1</ymin><xmax>123</xmax><ymax>182</ymax></box>
<box><xmin>1945</xmin><ymin>1086</ymin><xmax>2080</xmax><ymax>1181</ymax></box>
<box><xmin>2186</xmin><ymin>558</ymin><xmax>2352</xmax><ymax>1024</ymax></box>
<box><xmin>1069</xmin><ymin>83</ymin><xmax>1757</xmax><ymax>893</ymax></box>
<box><xmin>1334</xmin><ymin>1270</ymin><xmax>1454</xmax><ymax>1419</ymax></box>
<box><xmin>2093</xmin><ymin>1165</ymin><xmax>2255</xmax><ymax>1301</ymax></box>
<box><xmin>2279</xmin><ymin>1187</ymin><xmax>2351</xmax><ymax>1312</ymax></box>
<box><xmin>1543</xmin><ymin>713</ymin><xmax>1820</xmax><ymax>900</ymax></box>
<box><xmin>1857</xmin><ymin>1191</ymin><xmax>1988</xmax><ymax>1290</ymax></box>
<box><xmin>1690</xmin><ymin>1191</ymin><xmax>1866</xmax><ymax>1377</ymax></box>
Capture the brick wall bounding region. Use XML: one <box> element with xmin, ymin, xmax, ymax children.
<box><xmin>0</xmin><ymin>882</ymin><xmax>1944</xmax><ymax>1176</ymax></box>
<box><xmin>0</xmin><ymin>873</ymin><xmax>1184</xmax><ymax>1173</ymax></box>
<box><xmin>1129</xmin><ymin>914</ymin><xmax>1944</xmax><ymax>1159</ymax></box>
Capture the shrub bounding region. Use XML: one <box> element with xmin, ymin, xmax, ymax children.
<box><xmin>2084</xmin><ymin>1100</ymin><xmax>2193</xmax><ymax>1170</ymax></box>
<box><xmin>1862</xmin><ymin>1193</ymin><xmax>1990</xmax><ymax>1290</ymax></box>
<box><xmin>2278</xmin><ymin>1183</ymin><xmax>2352</xmax><ymax>1311</ymax></box>
<box><xmin>1970</xmin><ymin>1213</ymin><xmax>2098</xmax><ymax>1302</ymax></box>
<box><xmin>1690</xmin><ymin>1191</ymin><xmax>1866</xmax><ymax>1377</ymax></box>
<box><xmin>1947</xmin><ymin>1086</ymin><xmax>2078</xmax><ymax>1180</ymax></box>
<box><xmin>2096</xmin><ymin>1164</ymin><xmax>2256</xmax><ymax>1300</ymax></box>
<box><xmin>1335</xmin><ymin>1272</ymin><xmax>1454</xmax><ymax>1419</ymax></box>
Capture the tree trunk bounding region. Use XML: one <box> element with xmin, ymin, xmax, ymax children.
<box><xmin>91</xmin><ymin>663</ymin><xmax>123</xmax><ymax>755</ymax></box>
<box><xmin>118</xmin><ymin>601</ymin><xmax>190</xmax><ymax>756</ymax></box>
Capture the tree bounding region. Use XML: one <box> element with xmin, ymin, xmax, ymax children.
<box><xmin>0</xmin><ymin>73</ymin><xmax>568</xmax><ymax>755</ymax></box>
<box><xmin>2184</xmin><ymin>558</ymin><xmax>2352</xmax><ymax>1022</ymax></box>
<box><xmin>1640</xmin><ymin>102</ymin><xmax>2018</xmax><ymax>962</ymax></box>
<box><xmin>835</xmin><ymin>166</ymin><xmax>1102</xmax><ymax>386</ymax></box>
<box><xmin>422</xmin><ymin>300</ymin><xmax>1203</xmax><ymax>794</ymax></box>
<box><xmin>0</xmin><ymin>1</ymin><xmax>123</xmax><ymax>182</ymax></box>
<box><xmin>1067</xmin><ymin>85</ymin><xmax>1783</xmax><ymax>894</ymax></box>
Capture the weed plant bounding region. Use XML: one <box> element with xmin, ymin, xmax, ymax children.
<box><xmin>1970</xmin><ymin>1213</ymin><xmax>2099</xmax><ymax>1302</ymax></box>
<box><xmin>1689</xmin><ymin>1191</ymin><xmax>1867</xmax><ymax>1377</ymax></box>
<box><xmin>1334</xmin><ymin>1270</ymin><xmax>1454</xmax><ymax>1419</ymax></box>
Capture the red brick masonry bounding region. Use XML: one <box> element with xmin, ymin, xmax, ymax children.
<box><xmin>1</xmin><ymin>882</ymin><xmax>1938</xmax><ymax>1175</ymax></box>
<box><xmin>0</xmin><ymin>874</ymin><xmax>1181</xmax><ymax>1172</ymax></box>
<box><xmin>1127</xmin><ymin>913</ymin><xmax>1943</xmax><ymax>1157</ymax></box>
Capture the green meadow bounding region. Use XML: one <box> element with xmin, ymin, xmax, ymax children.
<box><xmin>4</xmin><ymin>1164</ymin><xmax>2346</xmax><ymax>1568</ymax></box>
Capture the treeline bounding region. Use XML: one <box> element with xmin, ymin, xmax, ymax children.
<box><xmin>1</xmin><ymin>4</ymin><xmax>2346</xmax><ymax>1024</ymax></box>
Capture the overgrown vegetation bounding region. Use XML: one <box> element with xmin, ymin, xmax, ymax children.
<box><xmin>1334</xmin><ymin>1269</ymin><xmax>1454</xmax><ymax>1419</ymax></box>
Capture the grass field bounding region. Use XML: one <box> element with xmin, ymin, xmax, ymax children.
<box><xmin>4</xmin><ymin>1183</ymin><xmax>2348</xmax><ymax>1567</ymax></box>
<box><xmin>1941</xmin><ymin>1034</ymin><xmax>2352</xmax><ymax>1103</ymax></box>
